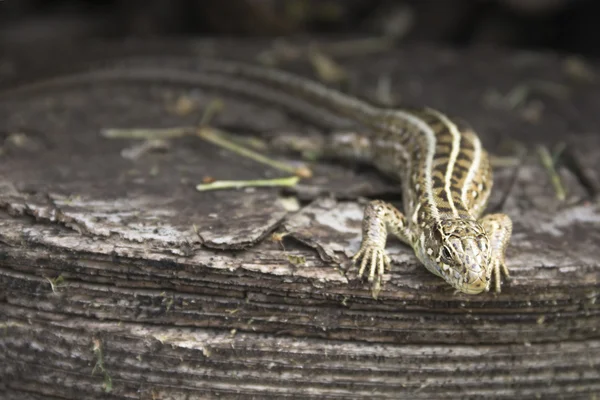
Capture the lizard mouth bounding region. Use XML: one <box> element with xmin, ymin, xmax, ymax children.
<box><xmin>458</xmin><ymin>280</ymin><xmax>488</xmax><ymax>294</ymax></box>
<box><xmin>456</xmin><ymin>269</ymin><xmax>489</xmax><ymax>294</ymax></box>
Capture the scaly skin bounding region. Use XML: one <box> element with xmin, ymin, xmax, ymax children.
<box><xmin>0</xmin><ymin>57</ymin><xmax>513</xmax><ymax>297</ymax></box>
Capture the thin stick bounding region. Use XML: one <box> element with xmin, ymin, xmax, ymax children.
<box><xmin>537</xmin><ymin>145</ymin><xmax>567</xmax><ymax>201</ymax></box>
<box><xmin>196</xmin><ymin>176</ymin><xmax>299</xmax><ymax>192</ymax></box>
<box><xmin>196</xmin><ymin>127</ymin><xmax>312</xmax><ymax>178</ymax></box>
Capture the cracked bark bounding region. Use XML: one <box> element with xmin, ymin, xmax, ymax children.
<box><xmin>0</xmin><ymin>40</ymin><xmax>599</xmax><ymax>399</ymax></box>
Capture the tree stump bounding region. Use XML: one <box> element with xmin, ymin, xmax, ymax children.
<box><xmin>0</xmin><ymin>40</ymin><xmax>599</xmax><ymax>399</ymax></box>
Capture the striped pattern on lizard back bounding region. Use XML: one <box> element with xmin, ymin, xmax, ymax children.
<box><xmin>349</xmin><ymin>106</ymin><xmax>510</xmax><ymax>297</ymax></box>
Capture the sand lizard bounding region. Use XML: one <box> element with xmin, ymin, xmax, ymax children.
<box><xmin>0</xmin><ymin>57</ymin><xmax>513</xmax><ymax>297</ymax></box>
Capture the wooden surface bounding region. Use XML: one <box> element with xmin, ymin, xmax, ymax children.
<box><xmin>0</xmin><ymin>40</ymin><xmax>599</xmax><ymax>399</ymax></box>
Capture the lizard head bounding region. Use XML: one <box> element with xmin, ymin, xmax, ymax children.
<box><xmin>423</xmin><ymin>219</ymin><xmax>492</xmax><ymax>294</ymax></box>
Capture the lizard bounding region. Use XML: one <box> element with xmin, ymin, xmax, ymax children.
<box><xmin>0</xmin><ymin>56</ymin><xmax>513</xmax><ymax>297</ymax></box>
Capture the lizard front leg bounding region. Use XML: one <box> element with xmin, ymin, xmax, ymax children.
<box><xmin>352</xmin><ymin>200</ymin><xmax>412</xmax><ymax>298</ymax></box>
<box><xmin>479</xmin><ymin>213</ymin><xmax>513</xmax><ymax>292</ymax></box>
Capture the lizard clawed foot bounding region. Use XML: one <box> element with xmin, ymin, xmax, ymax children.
<box><xmin>479</xmin><ymin>213</ymin><xmax>513</xmax><ymax>294</ymax></box>
<box><xmin>490</xmin><ymin>258</ymin><xmax>510</xmax><ymax>293</ymax></box>
<box><xmin>352</xmin><ymin>243</ymin><xmax>391</xmax><ymax>299</ymax></box>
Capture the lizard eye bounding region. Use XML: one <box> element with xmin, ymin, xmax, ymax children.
<box><xmin>441</xmin><ymin>246</ymin><xmax>452</xmax><ymax>262</ymax></box>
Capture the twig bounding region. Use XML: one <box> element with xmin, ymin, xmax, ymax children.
<box><xmin>196</xmin><ymin>176</ymin><xmax>299</xmax><ymax>192</ymax></box>
<box><xmin>196</xmin><ymin>127</ymin><xmax>312</xmax><ymax>178</ymax></box>
<box><xmin>102</xmin><ymin>98</ymin><xmax>313</xmax><ymax>184</ymax></box>
<box><xmin>537</xmin><ymin>145</ymin><xmax>567</xmax><ymax>201</ymax></box>
<box><xmin>102</xmin><ymin>127</ymin><xmax>190</xmax><ymax>140</ymax></box>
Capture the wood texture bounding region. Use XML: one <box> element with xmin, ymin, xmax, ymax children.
<box><xmin>0</xmin><ymin>40</ymin><xmax>599</xmax><ymax>399</ymax></box>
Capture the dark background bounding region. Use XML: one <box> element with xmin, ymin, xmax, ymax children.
<box><xmin>1</xmin><ymin>0</ymin><xmax>599</xmax><ymax>57</ymax></box>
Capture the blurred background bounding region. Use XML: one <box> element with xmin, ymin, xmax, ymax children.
<box><xmin>0</xmin><ymin>0</ymin><xmax>599</xmax><ymax>56</ymax></box>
